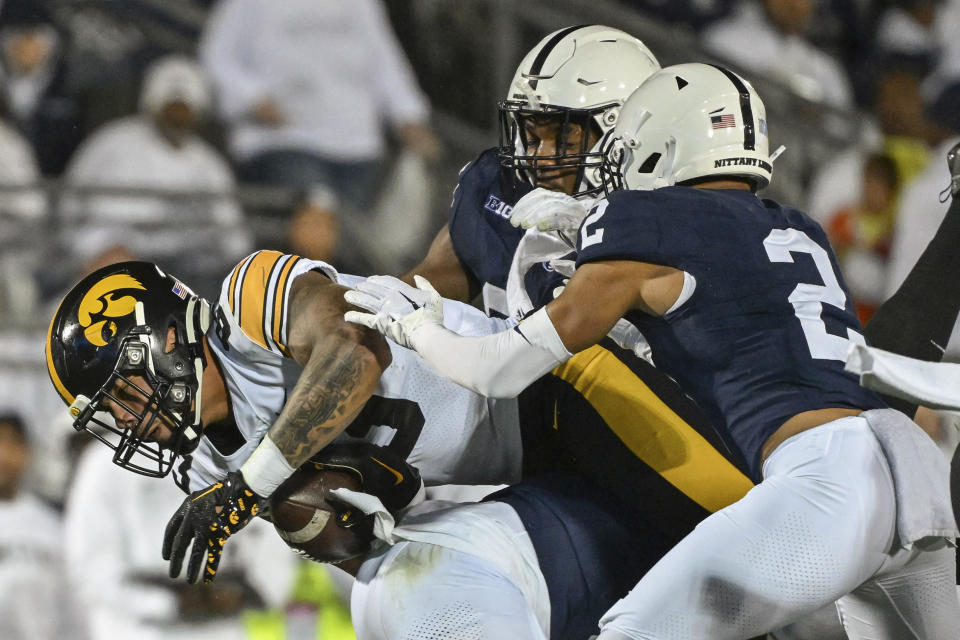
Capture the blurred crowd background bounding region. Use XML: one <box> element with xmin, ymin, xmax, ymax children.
<box><xmin>1</xmin><ymin>0</ymin><xmax>960</xmax><ymax>638</ymax></box>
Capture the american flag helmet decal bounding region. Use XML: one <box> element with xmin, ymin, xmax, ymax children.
<box><xmin>171</xmin><ymin>280</ymin><xmax>189</xmax><ymax>300</ymax></box>
<box><xmin>711</xmin><ymin>114</ymin><xmax>736</xmax><ymax>129</ymax></box>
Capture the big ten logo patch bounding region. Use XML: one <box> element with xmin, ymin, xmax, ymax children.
<box><xmin>484</xmin><ymin>194</ymin><xmax>514</xmax><ymax>220</ymax></box>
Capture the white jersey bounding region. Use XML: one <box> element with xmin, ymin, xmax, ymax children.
<box><xmin>173</xmin><ymin>251</ymin><xmax>522</xmax><ymax>493</ymax></box>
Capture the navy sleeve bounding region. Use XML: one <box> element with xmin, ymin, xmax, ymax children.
<box><xmin>447</xmin><ymin>148</ymin><xmax>529</xmax><ymax>299</ymax></box>
<box><xmin>446</xmin><ymin>155</ymin><xmax>486</xmax><ymax>296</ymax></box>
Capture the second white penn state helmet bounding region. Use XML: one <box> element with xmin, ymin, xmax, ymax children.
<box><xmin>602</xmin><ymin>63</ymin><xmax>773</xmax><ymax>192</ymax></box>
<box><xmin>498</xmin><ymin>25</ymin><xmax>661</xmax><ymax>196</ymax></box>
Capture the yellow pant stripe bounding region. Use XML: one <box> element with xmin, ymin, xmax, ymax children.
<box><xmin>553</xmin><ymin>345</ymin><xmax>752</xmax><ymax>512</ymax></box>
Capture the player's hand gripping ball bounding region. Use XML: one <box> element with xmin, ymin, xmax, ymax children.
<box><xmin>269</xmin><ymin>443</ymin><xmax>424</xmax><ymax>563</ymax></box>
<box><xmin>269</xmin><ymin>465</ymin><xmax>375</xmax><ymax>563</ymax></box>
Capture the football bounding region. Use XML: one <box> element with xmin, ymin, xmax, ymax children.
<box><xmin>268</xmin><ymin>465</ymin><xmax>375</xmax><ymax>563</ymax></box>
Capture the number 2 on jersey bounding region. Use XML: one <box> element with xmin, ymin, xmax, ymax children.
<box><xmin>580</xmin><ymin>200</ymin><xmax>608</xmax><ymax>249</ymax></box>
<box><xmin>764</xmin><ymin>228</ymin><xmax>865</xmax><ymax>361</ymax></box>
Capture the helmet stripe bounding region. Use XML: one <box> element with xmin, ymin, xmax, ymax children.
<box><xmin>527</xmin><ymin>24</ymin><xmax>591</xmax><ymax>88</ymax></box>
<box><xmin>708</xmin><ymin>65</ymin><xmax>755</xmax><ymax>151</ymax></box>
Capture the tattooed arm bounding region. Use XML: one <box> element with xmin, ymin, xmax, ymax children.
<box><xmin>236</xmin><ymin>271</ymin><xmax>393</xmax><ymax>499</ymax></box>
<box><xmin>270</xmin><ymin>270</ymin><xmax>392</xmax><ymax>466</ymax></box>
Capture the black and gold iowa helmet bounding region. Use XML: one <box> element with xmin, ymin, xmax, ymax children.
<box><xmin>46</xmin><ymin>261</ymin><xmax>211</xmax><ymax>477</ymax></box>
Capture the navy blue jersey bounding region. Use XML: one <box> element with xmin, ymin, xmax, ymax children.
<box><xmin>486</xmin><ymin>473</ymin><xmax>673</xmax><ymax>640</ymax></box>
<box><xmin>448</xmin><ymin>148</ymin><xmax>531</xmax><ymax>316</ymax></box>
<box><xmin>576</xmin><ymin>187</ymin><xmax>886</xmax><ymax>478</ymax></box>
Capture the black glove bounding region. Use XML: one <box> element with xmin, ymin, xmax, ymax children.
<box><xmin>310</xmin><ymin>443</ymin><xmax>423</xmax><ymax>516</ymax></box>
<box><xmin>162</xmin><ymin>471</ymin><xmax>263</xmax><ymax>584</ymax></box>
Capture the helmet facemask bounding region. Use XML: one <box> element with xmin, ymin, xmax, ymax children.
<box><xmin>599</xmin><ymin>131</ymin><xmax>628</xmax><ymax>194</ymax></box>
<box><xmin>498</xmin><ymin>99</ymin><xmax>607</xmax><ymax>197</ymax></box>
<box><xmin>599</xmin><ymin>109</ymin><xmax>676</xmax><ymax>195</ymax></box>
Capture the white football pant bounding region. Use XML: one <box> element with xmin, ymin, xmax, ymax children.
<box><xmin>351</xmin><ymin>501</ymin><xmax>549</xmax><ymax>640</ymax></box>
<box><xmin>597</xmin><ymin>417</ymin><xmax>960</xmax><ymax>639</ymax></box>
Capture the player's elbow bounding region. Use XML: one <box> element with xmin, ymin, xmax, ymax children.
<box><xmin>349</xmin><ymin>323</ymin><xmax>393</xmax><ymax>372</ymax></box>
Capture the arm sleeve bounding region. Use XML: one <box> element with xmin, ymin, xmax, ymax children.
<box><xmin>865</xmin><ymin>196</ymin><xmax>960</xmax><ymax>415</ymax></box>
<box><xmin>410</xmin><ymin>307</ymin><xmax>570</xmax><ymax>398</ymax></box>
<box><xmin>846</xmin><ymin>344</ymin><xmax>960</xmax><ymax>411</ymax></box>
<box><xmin>221</xmin><ymin>251</ymin><xmax>316</xmax><ymax>356</ymax></box>
<box><xmin>440</xmin><ymin>297</ymin><xmax>514</xmax><ymax>336</ymax></box>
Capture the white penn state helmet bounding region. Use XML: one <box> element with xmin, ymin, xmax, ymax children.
<box><xmin>498</xmin><ymin>25</ymin><xmax>661</xmax><ymax>196</ymax></box>
<box><xmin>602</xmin><ymin>63</ymin><xmax>772</xmax><ymax>192</ymax></box>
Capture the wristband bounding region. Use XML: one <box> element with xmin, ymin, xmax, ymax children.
<box><xmin>240</xmin><ymin>435</ymin><xmax>296</xmax><ymax>498</ymax></box>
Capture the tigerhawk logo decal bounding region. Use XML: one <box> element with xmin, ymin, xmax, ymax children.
<box><xmin>77</xmin><ymin>274</ymin><xmax>146</xmax><ymax>346</ymax></box>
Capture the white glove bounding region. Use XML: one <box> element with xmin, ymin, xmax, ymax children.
<box><xmin>328</xmin><ymin>481</ymin><xmax>427</xmax><ymax>545</ymax></box>
<box><xmin>344</xmin><ymin>275</ymin><xmax>443</xmax><ymax>349</ymax></box>
<box><xmin>509</xmin><ymin>188</ymin><xmax>592</xmax><ymax>233</ymax></box>
<box><xmin>344</xmin><ymin>274</ymin><xmax>433</xmax><ymax>317</ymax></box>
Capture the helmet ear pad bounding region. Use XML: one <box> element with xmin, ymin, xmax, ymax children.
<box><xmin>148</xmin><ymin>314</ymin><xmax>205</xmax><ymax>410</ymax></box>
